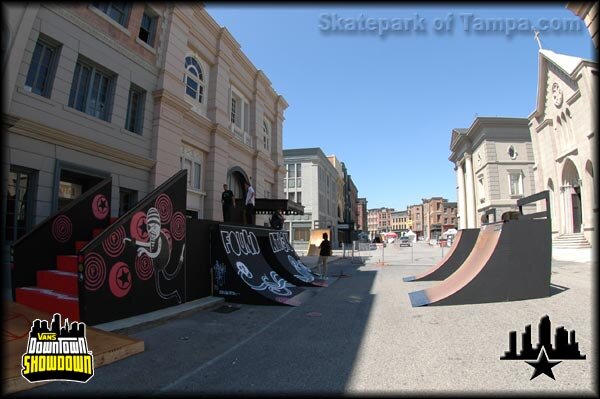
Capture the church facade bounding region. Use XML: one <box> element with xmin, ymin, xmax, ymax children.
<box><xmin>527</xmin><ymin>49</ymin><xmax>597</xmax><ymax>245</ymax></box>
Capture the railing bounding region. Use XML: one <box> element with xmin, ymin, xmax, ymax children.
<box><xmin>517</xmin><ymin>190</ymin><xmax>551</xmax><ymax>221</ymax></box>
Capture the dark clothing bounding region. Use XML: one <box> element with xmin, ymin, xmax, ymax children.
<box><xmin>270</xmin><ymin>211</ymin><xmax>284</xmax><ymax>230</ymax></box>
<box><xmin>245</xmin><ymin>204</ymin><xmax>255</xmax><ymax>225</ymax></box>
<box><xmin>221</xmin><ymin>189</ymin><xmax>234</xmax><ymax>222</ymax></box>
<box><xmin>319</xmin><ymin>239</ymin><xmax>331</xmax><ymax>256</ymax></box>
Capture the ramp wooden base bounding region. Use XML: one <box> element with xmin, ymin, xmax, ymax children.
<box><xmin>2</xmin><ymin>301</ymin><xmax>145</xmax><ymax>395</ymax></box>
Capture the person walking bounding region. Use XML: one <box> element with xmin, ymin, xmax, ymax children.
<box><xmin>318</xmin><ymin>232</ymin><xmax>332</xmax><ymax>278</ymax></box>
<box><xmin>243</xmin><ymin>181</ymin><xmax>255</xmax><ymax>225</ymax></box>
<box><xmin>221</xmin><ymin>184</ymin><xmax>235</xmax><ymax>222</ymax></box>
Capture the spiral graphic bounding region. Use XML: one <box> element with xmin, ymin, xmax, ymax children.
<box><xmin>170</xmin><ymin>212</ymin><xmax>186</xmax><ymax>241</ymax></box>
<box><xmin>92</xmin><ymin>194</ymin><xmax>109</xmax><ymax>220</ymax></box>
<box><xmin>130</xmin><ymin>211</ymin><xmax>148</xmax><ymax>242</ymax></box>
<box><xmin>102</xmin><ymin>226</ymin><xmax>126</xmax><ymax>257</ymax></box>
<box><xmin>135</xmin><ymin>253</ymin><xmax>154</xmax><ymax>281</ymax></box>
<box><xmin>84</xmin><ymin>252</ymin><xmax>106</xmax><ymax>291</ymax></box>
<box><xmin>109</xmin><ymin>262</ymin><xmax>132</xmax><ymax>298</ymax></box>
<box><xmin>52</xmin><ymin>215</ymin><xmax>72</xmax><ymax>243</ymax></box>
<box><xmin>162</xmin><ymin>228</ymin><xmax>173</xmax><ymax>252</ymax></box>
<box><xmin>155</xmin><ymin>194</ymin><xmax>173</xmax><ymax>224</ymax></box>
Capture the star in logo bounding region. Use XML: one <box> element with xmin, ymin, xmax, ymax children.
<box><xmin>116</xmin><ymin>267</ymin><xmax>131</xmax><ymax>288</ymax></box>
<box><xmin>526</xmin><ymin>347</ymin><xmax>561</xmax><ymax>380</ymax></box>
<box><xmin>98</xmin><ymin>198</ymin><xmax>107</xmax><ymax>212</ymax></box>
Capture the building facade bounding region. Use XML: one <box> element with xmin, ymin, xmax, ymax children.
<box><xmin>527</xmin><ymin>49</ymin><xmax>596</xmax><ymax>245</ymax></box>
<box><xmin>367</xmin><ymin>207</ymin><xmax>394</xmax><ymax>239</ymax></box>
<box><xmin>342</xmin><ymin>163</ymin><xmax>359</xmax><ymax>242</ymax></box>
<box><xmin>566</xmin><ymin>2</ymin><xmax>599</xmax><ymax>50</ymax></box>
<box><xmin>421</xmin><ymin>197</ymin><xmax>457</xmax><ymax>240</ymax></box>
<box><xmin>356</xmin><ymin>197</ymin><xmax>368</xmax><ymax>234</ymax></box>
<box><xmin>283</xmin><ymin>148</ymin><xmax>341</xmax><ymax>246</ymax></box>
<box><xmin>2</xmin><ymin>4</ymin><xmax>287</xmax><ymax>293</ymax></box>
<box><xmin>390</xmin><ymin>210</ymin><xmax>409</xmax><ymax>233</ymax></box>
<box><xmin>407</xmin><ymin>204</ymin><xmax>423</xmax><ymax>238</ymax></box>
<box><xmin>449</xmin><ymin>117</ymin><xmax>536</xmax><ymax>229</ymax></box>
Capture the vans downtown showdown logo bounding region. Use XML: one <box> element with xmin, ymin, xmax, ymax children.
<box><xmin>21</xmin><ymin>313</ymin><xmax>94</xmax><ymax>384</ymax></box>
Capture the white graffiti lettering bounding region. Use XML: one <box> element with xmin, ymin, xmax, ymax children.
<box><xmin>221</xmin><ymin>230</ymin><xmax>260</xmax><ymax>256</ymax></box>
<box><xmin>288</xmin><ymin>255</ymin><xmax>315</xmax><ymax>283</ymax></box>
<box><xmin>235</xmin><ymin>261</ymin><xmax>294</xmax><ymax>296</ymax></box>
<box><xmin>269</xmin><ymin>231</ymin><xmax>293</xmax><ymax>253</ymax></box>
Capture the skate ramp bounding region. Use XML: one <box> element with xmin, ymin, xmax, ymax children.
<box><xmin>211</xmin><ymin>224</ymin><xmax>309</xmax><ymax>306</ymax></box>
<box><xmin>409</xmin><ymin>209</ymin><xmax>551</xmax><ymax>306</ymax></box>
<box><xmin>403</xmin><ymin>229</ymin><xmax>479</xmax><ymax>282</ymax></box>
<box><xmin>254</xmin><ymin>228</ymin><xmax>328</xmax><ymax>287</ymax></box>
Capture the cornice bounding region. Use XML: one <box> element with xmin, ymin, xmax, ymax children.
<box><xmin>9</xmin><ymin>117</ymin><xmax>155</xmax><ymax>170</ymax></box>
<box><xmin>152</xmin><ymin>89</ymin><xmax>192</xmax><ymax>114</ymax></box>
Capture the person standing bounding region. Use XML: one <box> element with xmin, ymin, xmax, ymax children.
<box><xmin>221</xmin><ymin>184</ymin><xmax>235</xmax><ymax>222</ymax></box>
<box><xmin>269</xmin><ymin>208</ymin><xmax>285</xmax><ymax>230</ymax></box>
<box><xmin>318</xmin><ymin>232</ymin><xmax>332</xmax><ymax>278</ymax></box>
<box><xmin>243</xmin><ymin>181</ymin><xmax>255</xmax><ymax>225</ymax></box>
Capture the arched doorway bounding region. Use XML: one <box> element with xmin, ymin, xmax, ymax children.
<box><xmin>585</xmin><ymin>160</ymin><xmax>596</xmax><ymax>212</ymax></box>
<box><xmin>561</xmin><ymin>158</ymin><xmax>582</xmax><ymax>234</ymax></box>
<box><xmin>227</xmin><ymin>167</ymin><xmax>249</xmax><ymax>201</ymax></box>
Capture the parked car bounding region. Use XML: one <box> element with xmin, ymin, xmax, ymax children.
<box><xmin>399</xmin><ymin>236</ymin><xmax>411</xmax><ymax>247</ymax></box>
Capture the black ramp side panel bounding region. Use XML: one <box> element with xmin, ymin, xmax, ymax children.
<box><xmin>253</xmin><ymin>227</ymin><xmax>328</xmax><ymax>287</ymax></box>
<box><xmin>211</xmin><ymin>224</ymin><xmax>308</xmax><ymax>306</ymax></box>
<box><xmin>403</xmin><ymin>228</ymin><xmax>479</xmax><ymax>282</ymax></box>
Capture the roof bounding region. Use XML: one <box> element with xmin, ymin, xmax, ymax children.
<box><xmin>539</xmin><ymin>49</ymin><xmax>588</xmax><ymax>76</ymax></box>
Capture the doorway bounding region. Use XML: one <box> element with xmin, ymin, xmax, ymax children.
<box><xmin>54</xmin><ymin>162</ymin><xmax>109</xmax><ymax>212</ymax></box>
<box><xmin>572</xmin><ymin>186</ymin><xmax>582</xmax><ymax>233</ymax></box>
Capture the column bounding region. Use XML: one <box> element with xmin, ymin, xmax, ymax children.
<box><xmin>456</xmin><ymin>162</ymin><xmax>466</xmax><ymax>230</ymax></box>
<box><xmin>464</xmin><ymin>154</ymin><xmax>476</xmax><ymax>228</ymax></box>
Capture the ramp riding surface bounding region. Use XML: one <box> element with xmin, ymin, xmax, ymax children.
<box><xmin>253</xmin><ymin>227</ymin><xmax>328</xmax><ymax>287</ymax></box>
<box><xmin>403</xmin><ymin>229</ymin><xmax>479</xmax><ymax>282</ymax></box>
<box><xmin>408</xmin><ymin>218</ymin><xmax>551</xmax><ymax>306</ymax></box>
<box><xmin>211</xmin><ymin>224</ymin><xmax>309</xmax><ymax>306</ymax></box>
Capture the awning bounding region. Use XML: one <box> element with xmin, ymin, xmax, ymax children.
<box><xmin>254</xmin><ymin>198</ymin><xmax>305</xmax><ymax>215</ymax></box>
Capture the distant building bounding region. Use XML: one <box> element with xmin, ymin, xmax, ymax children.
<box><xmin>407</xmin><ymin>203</ymin><xmax>424</xmax><ymax>238</ymax></box>
<box><xmin>391</xmin><ymin>210</ymin><xmax>409</xmax><ymax>232</ymax></box>
<box><xmin>342</xmin><ymin>163</ymin><xmax>359</xmax><ymax>243</ymax></box>
<box><xmin>283</xmin><ymin>148</ymin><xmax>341</xmax><ymax>246</ymax></box>
<box><xmin>356</xmin><ymin>197</ymin><xmax>368</xmax><ymax>233</ymax></box>
<box><xmin>449</xmin><ymin>117</ymin><xmax>536</xmax><ymax>229</ymax></box>
<box><xmin>527</xmin><ymin>49</ymin><xmax>596</xmax><ymax>246</ymax></box>
<box><xmin>422</xmin><ymin>197</ymin><xmax>457</xmax><ymax>240</ymax></box>
<box><xmin>367</xmin><ymin>207</ymin><xmax>394</xmax><ymax>239</ymax></box>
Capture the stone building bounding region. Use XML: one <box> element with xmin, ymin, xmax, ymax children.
<box><xmin>356</xmin><ymin>197</ymin><xmax>368</xmax><ymax>234</ymax></box>
<box><xmin>527</xmin><ymin>49</ymin><xmax>596</xmax><ymax>246</ymax></box>
<box><xmin>449</xmin><ymin>117</ymin><xmax>536</xmax><ymax>229</ymax></box>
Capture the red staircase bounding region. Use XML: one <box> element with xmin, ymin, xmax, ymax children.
<box><xmin>15</xmin><ymin>217</ymin><xmax>118</xmax><ymax>321</ymax></box>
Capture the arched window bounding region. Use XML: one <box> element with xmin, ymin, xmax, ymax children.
<box><xmin>184</xmin><ymin>56</ymin><xmax>204</xmax><ymax>103</ymax></box>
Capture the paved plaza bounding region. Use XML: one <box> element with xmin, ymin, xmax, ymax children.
<box><xmin>14</xmin><ymin>242</ymin><xmax>596</xmax><ymax>396</ymax></box>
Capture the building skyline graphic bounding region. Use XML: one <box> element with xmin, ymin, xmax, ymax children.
<box><xmin>501</xmin><ymin>315</ymin><xmax>586</xmax><ymax>360</ymax></box>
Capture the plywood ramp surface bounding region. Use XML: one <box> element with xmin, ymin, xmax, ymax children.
<box><xmin>2</xmin><ymin>301</ymin><xmax>144</xmax><ymax>395</ymax></box>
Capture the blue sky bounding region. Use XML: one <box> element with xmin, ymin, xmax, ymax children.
<box><xmin>204</xmin><ymin>4</ymin><xmax>596</xmax><ymax>210</ymax></box>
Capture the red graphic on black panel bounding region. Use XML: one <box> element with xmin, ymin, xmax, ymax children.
<box><xmin>92</xmin><ymin>194</ymin><xmax>109</xmax><ymax>220</ymax></box>
<box><xmin>135</xmin><ymin>253</ymin><xmax>154</xmax><ymax>281</ymax></box>
<box><xmin>170</xmin><ymin>212</ymin><xmax>186</xmax><ymax>241</ymax></box>
<box><xmin>84</xmin><ymin>252</ymin><xmax>106</xmax><ymax>291</ymax></box>
<box><xmin>130</xmin><ymin>211</ymin><xmax>149</xmax><ymax>242</ymax></box>
<box><xmin>52</xmin><ymin>215</ymin><xmax>72</xmax><ymax>243</ymax></box>
<box><xmin>102</xmin><ymin>226</ymin><xmax>126</xmax><ymax>257</ymax></box>
<box><xmin>155</xmin><ymin>194</ymin><xmax>173</xmax><ymax>224</ymax></box>
<box><xmin>109</xmin><ymin>262</ymin><xmax>132</xmax><ymax>298</ymax></box>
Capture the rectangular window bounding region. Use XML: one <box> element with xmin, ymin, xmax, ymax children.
<box><xmin>230</xmin><ymin>98</ymin><xmax>237</xmax><ymax>124</ymax></box>
<box><xmin>243</xmin><ymin>101</ymin><xmax>249</xmax><ymax>133</ymax></box>
<box><xmin>296</xmin><ymin>192</ymin><xmax>302</xmax><ymax>205</ymax></box>
<box><xmin>25</xmin><ymin>37</ymin><xmax>59</xmax><ymax>98</ymax></box>
<box><xmin>5</xmin><ymin>167</ymin><xmax>36</xmax><ymax>241</ymax></box>
<box><xmin>509</xmin><ymin>172</ymin><xmax>523</xmax><ymax>196</ymax></box>
<box><xmin>138</xmin><ymin>9</ymin><xmax>158</xmax><ymax>46</ymax></box>
<box><xmin>68</xmin><ymin>59</ymin><xmax>114</xmax><ymax>121</ymax></box>
<box><xmin>289</xmin><ymin>192</ymin><xmax>295</xmax><ymax>202</ymax></box>
<box><xmin>287</xmin><ymin>164</ymin><xmax>295</xmax><ymax>179</ymax></box>
<box><xmin>119</xmin><ymin>188</ymin><xmax>138</xmax><ymax>216</ymax></box>
<box><xmin>288</xmin><ymin>179</ymin><xmax>295</xmax><ymax>189</ymax></box>
<box><xmin>193</xmin><ymin>162</ymin><xmax>201</xmax><ymax>190</ymax></box>
<box><xmin>125</xmin><ymin>84</ymin><xmax>145</xmax><ymax>134</ymax></box>
<box><xmin>92</xmin><ymin>2</ymin><xmax>131</xmax><ymax>27</ymax></box>
<box><xmin>296</xmin><ymin>164</ymin><xmax>301</xmax><ymax>177</ymax></box>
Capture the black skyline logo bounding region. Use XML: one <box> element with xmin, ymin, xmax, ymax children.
<box><xmin>500</xmin><ymin>315</ymin><xmax>585</xmax><ymax>380</ymax></box>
